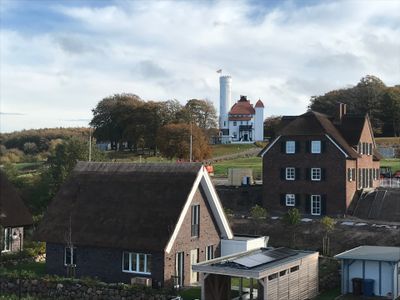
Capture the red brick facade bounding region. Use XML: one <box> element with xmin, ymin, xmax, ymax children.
<box><xmin>164</xmin><ymin>186</ymin><xmax>221</xmax><ymax>287</ymax></box>
<box><xmin>261</xmin><ymin>111</ymin><xmax>380</xmax><ymax>216</ymax></box>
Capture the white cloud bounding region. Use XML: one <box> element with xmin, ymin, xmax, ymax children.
<box><xmin>1</xmin><ymin>0</ymin><xmax>399</xmax><ymax>132</ymax></box>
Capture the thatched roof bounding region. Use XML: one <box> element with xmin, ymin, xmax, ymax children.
<box><xmin>0</xmin><ymin>170</ymin><xmax>33</xmax><ymax>227</ymax></box>
<box><xmin>34</xmin><ymin>162</ymin><xmax>204</xmax><ymax>252</ymax></box>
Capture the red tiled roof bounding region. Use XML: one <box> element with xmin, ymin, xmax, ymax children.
<box><xmin>229</xmin><ymin>100</ymin><xmax>255</xmax><ymax>115</ymax></box>
<box><xmin>255</xmin><ymin>99</ymin><xmax>264</xmax><ymax>108</ymax></box>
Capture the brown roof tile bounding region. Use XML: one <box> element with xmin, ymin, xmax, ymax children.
<box><xmin>278</xmin><ymin>111</ymin><xmax>360</xmax><ymax>159</ymax></box>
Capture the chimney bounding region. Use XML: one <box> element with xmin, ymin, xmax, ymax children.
<box><xmin>335</xmin><ymin>102</ymin><xmax>347</xmax><ymax>123</ymax></box>
<box><xmin>239</xmin><ymin>95</ymin><xmax>247</xmax><ymax>102</ymax></box>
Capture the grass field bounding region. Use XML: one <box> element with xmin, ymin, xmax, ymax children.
<box><xmin>210</xmin><ymin>143</ymin><xmax>259</xmax><ymax>157</ymax></box>
<box><xmin>213</xmin><ymin>157</ymin><xmax>262</xmax><ymax>178</ymax></box>
<box><xmin>1</xmin><ymin>261</ymin><xmax>46</xmax><ymax>277</ymax></box>
<box><xmin>313</xmin><ymin>287</ymin><xmax>341</xmax><ymax>300</ymax></box>
<box><xmin>178</xmin><ymin>287</ymin><xmax>239</xmax><ymax>300</ymax></box>
<box><xmin>375</xmin><ymin>137</ymin><xmax>400</xmax><ymax>145</ymax></box>
<box><xmin>381</xmin><ymin>158</ymin><xmax>400</xmax><ymax>172</ymax></box>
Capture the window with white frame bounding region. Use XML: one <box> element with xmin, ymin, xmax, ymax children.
<box><xmin>233</xmin><ymin>121</ymin><xmax>237</xmax><ymax>126</ymax></box>
<box><xmin>191</xmin><ymin>205</ymin><xmax>200</xmax><ymax>237</ymax></box>
<box><xmin>285</xmin><ymin>168</ymin><xmax>295</xmax><ymax>180</ymax></box>
<box><xmin>285</xmin><ymin>141</ymin><xmax>296</xmax><ymax>154</ymax></box>
<box><xmin>311</xmin><ymin>195</ymin><xmax>321</xmax><ymax>215</ymax></box>
<box><xmin>311</xmin><ymin>141</ymin><xmax>321</xmax><ymax>154</ymax></box>
<box><xmin>206</xmin><ymin>245</ymin><xmax>214</xmax><ymax>260</ymax></box>
<box><xmin>64</xmin><ymin>247</ymin><xmax>77</xmax><ymax>266</ymax></box>
<box><xmin>122</xmin><ymin>252</ymin><xmax>151</xmax><ymax>274</ymax></box>
<box><xmin>3</xmin><ymin>228</ymin><xmax>11</xmax><ymax>251</ymax></box>
<box><xmin>285</xmin><ymin>194</ymin><xmax>295</xmax><ymax>206</ymax></box>
<box><xmin>311</xmin><ymin>168</ymin><xmax>321</xmax><ymax>181</ymax></box>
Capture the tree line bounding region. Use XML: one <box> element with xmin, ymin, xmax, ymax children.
<box><xmin>0</xmin><ymin>127</ymin><xmax>90</xmax><ymax>152</ymax></box>
<box><xmin>90</xmin><ymin>94</ymin><xmax>217</xmax><ymax>160</ymax></box>
<box><xmin>264</xmin><ymin>75</ymin><xmax>400</xmax><ymax>138</ymax></box>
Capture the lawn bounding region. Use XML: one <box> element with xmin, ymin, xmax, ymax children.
<box><xmin>14</xmin><ymin>162</ymin><xmax>44</xmax><ymax>172</ymax></box>
<box><xmin>375</xmin><ymin>137</ymin><xmax>400</xmax><ymax>146</ymax></box>
<box><xmin>178</xmin><ymin>287</ymin><xmax>239</xmax><ymax>300</ymax></box>
<box><xmin>210</xmin><ymin>143</ymin><xmax>259</xmax><ymax>158</ymax></box>
<box><xmin>1</xmin><ymin>261</ymin><xmax>46</xmax><ymax>277</ymax></box>
<box><xmin>0</xmin><ymin>295</ymin><xmax>39</xmax><ymax>300</ymax></box>
<box><xmin>213</xmin><ymin>157</ymin><xmax>262</xmax><ymax>178</ymax></box>
<box><xmin>314</xmin><ymin>287</ymin><xmax>341</xmax><ymax>300</ymax></box>
<box><xmin>381</xmin><ymin>158</ymin><xmax>400</xmax><ymax>172</ymax></box>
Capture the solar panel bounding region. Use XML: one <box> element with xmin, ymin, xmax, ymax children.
<box><xmin>232</xmin><ymin>248</ymin><xmax>297</xmax><ymax>269</ymax></box>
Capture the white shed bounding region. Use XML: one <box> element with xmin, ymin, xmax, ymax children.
<box><xmin>335</xmin><ymin>246</ymin><xmax>400</xmax><ymax>299</ymax></box>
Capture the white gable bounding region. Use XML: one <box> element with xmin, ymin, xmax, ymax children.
<box><xmin>164</xmin><ymin>166</ymin><xmax>233</xmax><ymax>254</ymax></box>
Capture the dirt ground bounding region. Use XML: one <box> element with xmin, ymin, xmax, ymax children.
<box><xmin>231</xmin><ymin>217</ymin><xmax>400</xmax><ymax>255</ymax></box>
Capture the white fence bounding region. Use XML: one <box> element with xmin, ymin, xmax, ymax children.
<box><xmin>379</xmin><ymin>178</ymin><xmax>400</xmax><ymax>188</ymax></box>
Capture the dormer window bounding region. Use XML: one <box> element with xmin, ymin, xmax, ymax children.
<box><xmin>311</xmin><ymin>141</ymin><xmax>321</xmax><ymax>154</ymax></box>
<box><xmin>285</xmin><ymin>141</ymin><xmax>296</xmax><ymax>154</ymax></box>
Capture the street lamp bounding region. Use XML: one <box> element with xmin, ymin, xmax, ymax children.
<box><xmin>12</xmin><ymin>229</ymin><xmax>22</xmax><ymax>300</ymax></box>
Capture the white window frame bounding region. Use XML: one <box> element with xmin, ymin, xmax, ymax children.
<box><xmin>2</xmin><ymin>227</ymin><xmax>11</xmax><ymax>252</ymax></box>
<box><xmin>348</xmin><ymin>168</ymin><xmax>353</xmax><ymax>182</ymax></box>
<box><xmin>311</xmin><ymin>140</ymin><xmax>321</xmax><ymax>154</ymax></box>
<box><xmin>64</xmin><ymin>247</ymin><xmax>77</xmax><ymax>266</ymax></box>
<box><xmin>311</xmin><ymin>195</ymin><xmax>321</xmax><ymax>216</ymax></box>
<box><xmin>206</xmin><ymin>245</ymin><xmax>214</xmax><ymax>261</ymax></box>
<box><xmin>285</xmin><ymin>141</ymin><xmax>295</xmax><ymax>154</ymax></box>
<box><xmin>311</xmin><ymin>168</ymin><xmax>321</xmax><ymax>181</ymax></box>
<box><xmin>285</xmin><ymin>168</ymin><xmax>295</xmax><ymax>181</ymax></box>
<box><xmin>285</xmin><ymin>194</ymin><xmax>295</xmax><ymax>207</ymax></box>
<box><xmin>122</xmin><ymin>252</ymin><xmax>151</xmax><ymax>275</ymax></box>
<box><xmin>191</xmin><ymin>205</ymin><xmax>200</xmax><ymax>237</ymax></box>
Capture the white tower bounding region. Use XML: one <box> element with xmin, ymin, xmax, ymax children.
<box><xmin>254</xmin><ymin>99</ymin><xmax>265</xmax><ymax>141</ymax></box>
<box><xmin>219</xmin><ymin>75</ymin><xmax>232</xmax><ymax>129</ymax></box>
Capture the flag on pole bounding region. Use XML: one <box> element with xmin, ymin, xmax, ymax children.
<box><xmin>216</xmin><ymin>69</ymin><xmax>222</xmax><ymax>73</ymax></box>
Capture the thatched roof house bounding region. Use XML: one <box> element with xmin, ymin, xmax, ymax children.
<box><xmin>35</xmin><ymin>162</ymin><xmax>232</xmax><ymax>287</ymax></box>
<box><xmin>0</xmin><ymin>170</ymin><xmax>33</xmax><ymax>227</ymax></box>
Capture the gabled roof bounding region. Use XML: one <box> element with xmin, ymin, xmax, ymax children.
<box><xmin>0</xmin><ymin>171</ymin><xmax>33</xmax><ymax>227</ymax></box>
<box><xmin>34</xmin><ymin>162</ymin><xmax>232</xmax><ymax>252</ymax></box>
<box><xmin>336</xmin><ymin>115</ymin><xmax>366</xmax><ymax>146</ymax></box>
<box><xmin>277</xmin><ymin>111</ymin><xmax>359</xmax><ymax>159</ymax></box>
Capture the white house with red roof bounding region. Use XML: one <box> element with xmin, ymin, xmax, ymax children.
<box><xmin>219</xmin><ymin>75</ymin><xmax>264</xmax><ymax>143</ymax></box>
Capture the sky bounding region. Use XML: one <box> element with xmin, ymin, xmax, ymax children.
<box><xmin>0</xmin><ymin>0</ymin><xmax>399</xmax><ymax>133</ymax></box>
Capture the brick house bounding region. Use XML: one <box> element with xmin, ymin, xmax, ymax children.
<box><xmin>259</xmin><ymin>103</ymin><xmax>381</xmax><ymax>216</ymax></box>
<box><xmin>34</xmin><ymin>162</ymin><xmax>233</xmax><ymax>288</ymax></box>
<box><xmin>0</xmin><ymin>170</ymin><xmax>33</xmax><ymax>253</ymax></box>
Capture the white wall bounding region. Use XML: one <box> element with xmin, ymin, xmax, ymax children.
<box><xmin>348</xmin><ymin>261</ymin><xmax>363</xmax><ymax>293</ymax></box>
<box><xmin>254</xmin><ymin>107</ymin><xmax>264</xmax><ymax>141</ymax></box>
<box><xmin>221</xmin><ymin>236</ymin><xmax>268</xmax><ymax>256</ymax></box>
<box><xmin>346</xmin><ymin>260</ymin><xmax>396</xmax><ymax>297</ymax></box>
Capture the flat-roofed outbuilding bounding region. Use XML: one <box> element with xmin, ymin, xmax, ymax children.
<box><xmin>193</xmin><ymin>247</ymin><xmax>318</xmax><ymax>300</ymax></box>
<box><xmin>335</xmin><ymin>246</ymin><xmax>400</xmax><ymax>299</ymax></box>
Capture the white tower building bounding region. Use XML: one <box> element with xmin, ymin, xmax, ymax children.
<box><xmin>219</xmin><ymin>76</ymin><xmax>232</xmax><ymax>129</ymax></box>
<box><xmin>254</xmin><ymin>99</ymin><xmax>265</xmax><ymax>141</ymax></box>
